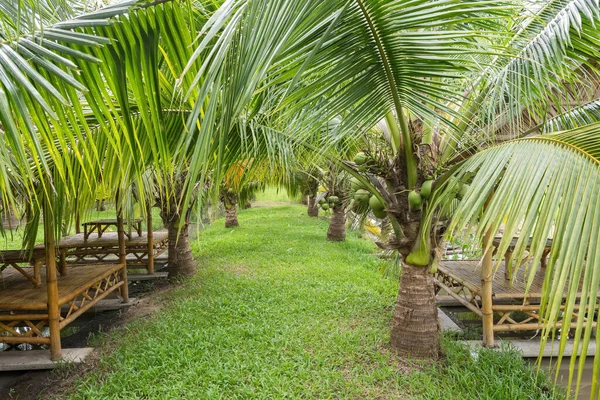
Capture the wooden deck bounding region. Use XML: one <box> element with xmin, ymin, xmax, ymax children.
<box><xmin>437</xmin><ymin>260</ymin><xmax>590</xmax><ymax>300</ymax></box>
<box><xmin>50</xmin><ymin>231</ymin><xmax>168</xmax><ymax>249</ymax></box>
<box><xmin>0</xmin><ymin>263</ymin><xmax>126</xmax><ymax>346</ymax></box>
<box><xmin>434</xmin><ymin>260</ymin><xmax>598</xmax><ymax>335</ymax></box>
<box><xmin>0</xmin><ymin>264</ymin><xmax>123</xmax><ymax>310</ymax></box>
<box><xmin>37</xmin><ymin>231</ymin><xmax>169</xmax><ymax>273</ymax></box>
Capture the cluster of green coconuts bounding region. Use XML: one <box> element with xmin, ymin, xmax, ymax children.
<box><xmin>351</xmin><ymin>151</ymin><xmax>455</xmax><ymax>217</ymax></box>
<box><xmin>318</xmin><ymin>195</ymin><xmax>339</xmax><ymax>211</ymax></box>
<box><xmin>351</xmin><ymin>152</ymin><xmax>390</xmax><ymax>218</ymax></box>
<box><xmin>351</xmin><ymin>151</ymin><xmax>470</xmax><ymax>218</ymax></box>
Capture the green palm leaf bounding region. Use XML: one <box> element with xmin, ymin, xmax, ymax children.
<box><xmin>427</xmin><ymin>122</ymin><xmax>600</xmax><ymax>397</ymax></box>
<box><xmin>439</xmin><ymin>0</ymin><xmax>600</xmax><ymax>163</ymax></box>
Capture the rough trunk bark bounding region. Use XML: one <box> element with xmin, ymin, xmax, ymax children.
<box><xmin>327</xmin><ymin>205</ymin><xmax>346</xmax><ymax>241</ymax></box>
<box><xmin>307</xmin><ymin>196</ymin><xmax>319</xmax><ymax>217</ymax></box>
<box><xmin>165</xmin><ymin>221</ymin><xmax>196</xmax><ymax>278</ymax></box>
<box><xmin>390</xmin><ymin>262</ymin><xmax>440</xmax><ymax>359</ymax></box>
<box><xmin>225</xmin><ymin>206</ymin><xmax>239</xmax><ymax>228</ymax></box>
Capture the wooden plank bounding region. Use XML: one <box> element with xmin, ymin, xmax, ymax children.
<box><xmin>0</xmin><ymin>265</ymin><xmax>125</xmax><ymax>310</ymax></box>
<box><xmin>0</xmin><ymin>348</ymin><xmax>93</xmax><ymax>371</ymax></box>
<box><xmin>127</xmin><ymin>272</ymin><xmax>168</xmax><ymax>281</ymax></box>
<box><xmin>41</xmin><ymin>231</ymin><xmax>168</xmax><ymax>249</ymax></box>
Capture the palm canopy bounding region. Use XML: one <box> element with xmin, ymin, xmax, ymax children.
<box><xmin>0</xmin><ymin>0</ymin><xmax>313</xmax><ymax>247</ymax></box>
<box><xmin>178</xmin><ymin>0</ymin><xmax>600</xmax><ymax>395</ymax></box>
<box><xmin>0</xmin><ymin>0</ymin><xmax>147</xmax><ymax>240</ymax></box>
<box><xmin>2</xmin><ymin>0</ymin><xmax>600</xmax><ymax>394</ymax></box>
<box><xmin>0</xmin><ymin>0</ymin><xmax>219</xmax><ymax>242</ymax></box>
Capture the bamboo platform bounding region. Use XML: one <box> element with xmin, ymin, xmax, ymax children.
<box><xmin>0</xmin><ymin>249</ymin><xmax>46</xmax><ymax>288</ymax></box>
<box><xmin>434</xmin><ymin>260</ymin><xmax>598</xmax><ymax>336</ymax></box>
<box><xmin>0</xmin><ymin>263</ymin><xmax>126</xmax><ymax>347</ymax></box>
<box><xmin>38</xmin><ymin>231</ymin><xmax>169</xmax><ymax>274</ymax></box>
<box><xmin>438</xmin><ymin>260</ymin><xmax>551</xmax><ymax>300</ymax></box>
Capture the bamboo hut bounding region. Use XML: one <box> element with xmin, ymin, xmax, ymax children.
<box><xmin>0</xmin><ymin>212</ymin><xmax>129</xmax><ymax>360</ymax></box>
<box><xmin>435</xmin><ymin>236</ymin><xmax>598</xmax><ymax>346</ymax></box>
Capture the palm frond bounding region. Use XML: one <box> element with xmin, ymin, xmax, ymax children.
<box><xmin>483</xmin><ymin>0</ymin><xmax>600</xmax><ymax>138</ymax></box>
<box><xmin>542</xmin><ymin>98</ymin><xmax>600</xmax><ymax>133</ymax></box>
<box><xmin>427</xmin><ymin>121</ymin><xmax>600</xmax><ymax>397</ymax></box>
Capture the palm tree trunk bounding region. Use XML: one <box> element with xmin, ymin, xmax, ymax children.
<box><xmin>160</xmin><ymin>199</ymin><xmax>196</xmax><ymax>278</ymax></box>
<box><xmin>327</xmin><ymin>205</ymin><xmax>346</xmax><ymax>241</ymax></box>
<box><xmin>301</xmin><ymin>194</ymin><xmax>309</xmax><ymax>205</ymax></box>
<box><xmin>307</xmin><ymin>196</ymin><xmax>319</xmax><ymax>217</ymax></box>
<box><xmin>225</xmin><ymin>205</ymin><xmax>239</xmax><ymax>228</ymax></box>
<box><xmin>164</xmin><ymin>220</ymin><xmax>196</xmax><ymax>278</ymax></box>
<box><xmin>390</xmin><ymin>262</ymin><xmax>440</xmax><ymax>359</ymax></box>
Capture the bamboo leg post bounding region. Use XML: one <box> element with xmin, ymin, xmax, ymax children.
<box><xmin>34</xmin><ymin>259</ymin><xmax>42</xmax><ymax>287</ymax></box>
<box><xmin>482</xmin><ymin>228</ymin><xmax>495</xmax><ymax>347</ymax></box>
<box><xmin>43</xmin><ymin>202</ymin><xmax>62</xmax><ymax>361</ymax></box>
<box><xmin>59</xmin><ymin>250</ymin><xmax>67</xmax><ymax>276</ymax></box>
<box><xmin>541</xmin><ymin>247</ymin><xmax>550</xmax><ymax>269</ymax></box>
<box><xmin>146</xmin><ymin>204</ymin><xmax>154</xmax><ymax>275</ymax></box>
<box><xmin>117</xmin><ymin>214</ymin><xmax>129</xmax><ymax>303</ymax></box>
<box><xmin>504</xmin><ymin>250</ymin><xmax>512</xmax><ymax>280</ymax></box>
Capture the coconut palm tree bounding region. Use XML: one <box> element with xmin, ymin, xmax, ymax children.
<box><xmin>0</xmin><ymin>0</ymin><xmax>300</xmax><ymax>276</ymax></box>
<box><xmin>0</xmin><ymin>0</ymin><xmax>204</xmax><ymax>243</ymax></box>
<box><xmin>320</xmin><ymin>165</ymin><xmax>350</xmax><ymax>242</ymax></box>
<box><xmin>7</xmin><ymin>0</ymin><xmax>600</xmax><ymax>395</ymax></box>
<box><xmin>178</xmin><ymin>1</ymin><xmax>600</xmax><ymax>395</ymax></box>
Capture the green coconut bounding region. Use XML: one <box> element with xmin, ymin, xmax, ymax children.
<box><xmin>354</xmin><ymin>152</ymin><xmax>368</xmax><ymax>165</ymax></box>
<box><xmin>321</xmin><ymin>203</ymin><xmax>330</xmax><ymax>211</ymax></box>
<box><xmin>318</xmin><ymin>197</ymin><xmax>326</xmax><ymax>205</ymax></box>
<box><xmin>354</xmin><ymin>189</ymin><xmax>371</xmax><ymax>206</ymax></box>
<box><xmin>328</xmin><ymin>196</ymin><xmax>339</xmax><ymax>204</ymax></box>
<box><xmin>408</xmin><ymin>190</ymin><xmax>422</xmax><ymax>211</ymax></box>
<box><xmin>420</xmin><ymin>180</ymin><xmax>433</xmax><ymax>200</ymax></box>
<box><xmin>368</xmin><ymin>195</ymin><xmax>384</xmax><ymax>212</ymax></box>
<box><xmin>372</xmin><ymin>208</ymin><xmax>387</xmax><ymax>219</ymax></box>
<box><xmin>350</xmin><ymin>177</ymin><xmax>365</xmax><ymax>192</ymax></box>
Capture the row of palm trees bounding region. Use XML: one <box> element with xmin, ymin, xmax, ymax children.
<box><xmin>3</xmin><ymin>0</ymin><xmax>600</xmax><ymax>396</ymax></box>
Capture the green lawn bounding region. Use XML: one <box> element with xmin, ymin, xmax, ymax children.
<box><xmin>65</xmin><ymin>204</ymin><xmax>560</xmax><ymax>399</ymax></box>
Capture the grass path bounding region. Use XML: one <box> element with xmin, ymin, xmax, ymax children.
<box><xmin>66</xmin><ymin>205</ymin><xmax>559</xmax><ymax>399</ymax></box>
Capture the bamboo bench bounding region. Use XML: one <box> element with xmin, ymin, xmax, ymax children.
<box><xmin>82</xmin><ymin>219</ymin><xmax>142</xmax><ymax>240</ymax></box>
<box><xmin>41</xmin><ymin>231</ymin><xmax>168</xmax><ymax>275</ymax></box>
